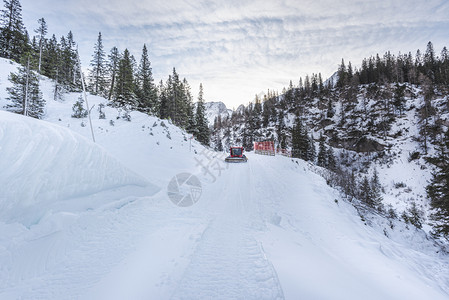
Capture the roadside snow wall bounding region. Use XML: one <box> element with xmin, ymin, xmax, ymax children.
<box><xmin>0</xmin><ymin>111</ymin><xmax>156</xmax><ymax>226</ymax></box>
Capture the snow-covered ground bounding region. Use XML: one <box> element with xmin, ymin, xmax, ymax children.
<box><xmin>0</xmin><ymin>58</ymin><xmax>449</xmax><ymax>299</ymax></box>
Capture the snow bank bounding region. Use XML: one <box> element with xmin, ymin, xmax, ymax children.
<box><xmin>0</xmin><ymin>111</ymin><xmax>158</xmax><ymax>226</ymax></box>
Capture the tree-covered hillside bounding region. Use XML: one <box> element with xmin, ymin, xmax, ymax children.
<box><xmin>210</xmin><ymin>43</ymin><xmax>449</xmax><ymax>240</ymax></box>
<box><xmin>0</xmin><ymin>0</ymin><xmax>210</xmax><ymax>144</ymax></box>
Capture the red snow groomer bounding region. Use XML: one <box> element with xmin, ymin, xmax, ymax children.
<box><xmin>225</xmin><ymin>147</ymin><xmax>248</xmax><ymax>163</ymax></box>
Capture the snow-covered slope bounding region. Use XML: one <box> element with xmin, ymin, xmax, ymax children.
<box><xmin>0</xmin><ymin>58</ymin><xmax>448</xmax><ymax>299</ymax></box>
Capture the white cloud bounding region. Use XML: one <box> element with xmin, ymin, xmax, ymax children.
<box><xmin>20</xmin><ymin>0</ymin><xmax>449</xmax><ymax>108</ymax></box>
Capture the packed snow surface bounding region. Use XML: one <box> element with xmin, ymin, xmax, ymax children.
<box><xmin>0</xmin><ymin>58</ymin><xmax>448</xmax><ymax>299</ymax></box>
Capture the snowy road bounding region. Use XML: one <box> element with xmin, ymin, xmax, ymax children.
<box><xmin>167</xmin><ymin>153</ymin><xmax>449</xmax><ymax>300</ymax></box>
<box><xmin>171</xmin><ymin>162</ymin><xmax>284</xmax><ymax>299</ymax></box>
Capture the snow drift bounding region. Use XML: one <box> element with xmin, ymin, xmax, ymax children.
<box><xmin>0</xmin><ymin>110</ymin><xmax>158</xmax><ymax>226</ymax></box>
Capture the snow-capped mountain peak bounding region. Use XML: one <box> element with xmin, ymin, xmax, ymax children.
<box><xmin>204</xmin><ymin>101</ymin><xmax>232</xmax><ymax>126</ymax></box>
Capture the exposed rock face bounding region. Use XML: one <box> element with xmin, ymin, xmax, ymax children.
<box><xmin>205</xmin><ymin>101</ymin><xmax>232</xmax><ymax>126</ymax></box>
<box><xmin>329</xmin><ymin>136</ymin><xmax>386</xmax><ymax>153</ymax></box>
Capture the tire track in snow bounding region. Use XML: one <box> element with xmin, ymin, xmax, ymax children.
<box><xmin>171</xmin><ymin>217</ymin><xmax>284</xmax><ymax>300</ymax></box>
<box><xmin>171</xmin><ymin>162</ymin><xmax>284</xmax><ymax>299</ymax></box>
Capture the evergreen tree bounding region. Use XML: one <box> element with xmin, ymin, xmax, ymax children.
<box><xmin>326</xmin><ymin>146</ymin><xmax>336</xmax><ymax>171</ymax></box>
<box><xmin>406</xmin><ymin>202</ymin><xmax>423</xmax><ymax>229</ymax></box>
<box><xmin>0</xmin><ymin>0</ymin><xmax>27</xmax><ymax>61</ymax></box>
<box><xmin>88</xmin><ymin>32</ymin><xmax>106</xmax><ymax>96</ymax></box>
<box><xmin>173</xmin><ymin>69</ymin><xmax>184</xmax><ymax>125</ymax></box>
<box><xmin>441</xmin><ymin>46</ymin><xmax>449</xmax><ymax>84</ymax></box>
<box><xmin>98</xmin><ymin>102</ymin><xmax>106</xmax><ymax>119</ymax></box>
<box><xmin>417</xmin><ymin>74</ymin><xmax>435</xmax><ymax>154</ymax></box>
<box><xmin>423</xmin><ymin>41</ymin><xmax>436</xmax><ymax>81</ymax></box>
<box><xmin>276</xmin><ymin>110</ymin><xmax>288</xmax><ymax>150</ymax></box>
<box><xmin>212</xmin><ymin>117</ymin><xmax>224</xmax><ymax>151</ymax></box>
<box><xmin>291</xmin><ymin>116</ymin><xmax>310</xmax><ymax>160</ymax></box>
<box><xmin>34</xmin><ymin>17</ymin><xmax>47</xmax><ymax>73</ymax></box>
<box><xmin>158</xmin><ymin>79</ymin><xmax>169</xmax><ymax>119</ymax></box>
<box><xmin>393</xmin><ymin>83</ymin><xmax>406</xmax><ymax>115</ymax></box>
<box><xmin>242</xmin><ymin>103</ymin><xmax>257</xmax><ymax>150</ymax></box>
<box><xmin>358</xmin><ymin>172</ymin><xmax>383</xmax><ymax>210</ymax></box>
<box><xmin>370</xmin><ymin>168</ymin><xmax>383</xmax><ymax>211</ymax></box>
<box><xmin>58</xmin><ymin>33</ymin><xmax>76</xmax><ymax>88</ymax></box>
<box><xmin>213</xmin><ymin>130</ymin><xmax>223</xmax><ymax>151</ymax></box>
<box><xmin>113</xmin><ymin>48</ymin><xmax>136</xmax><ymax>108</ymax></box>
<box><xmin>41</xmin><ymin>34</ymin><xmax>59</xmax><ymax>79</ymax></box>
<box><xmin>71</xmin><ymin>94</ymin><xmax>88</xmax><ymax>118</ymax></box>
<box><xmin>326</xmin><ymin>98</ymin><xmax>335</xmax><ymax>118</ymax></box>
<box><xmin>359</xmin><ymin>176</ymin><xmax>373</xmax><ymax>207</ymax></box>
<box><xmin>223</xmin><ymin>119</ymin><xmax>232</xmax><ymax>150</ymax></box>
<box><xmin>317</xmin><ymin>133</ymin><xmax>327</xmax><ymax>167</ymax></box>
<box><xmin>194</xmin><ymin>83</ymin><xmax>210</xmax><ymax>146</ymax></box>
<box><xmin>427</xmin><ymin>128</ymin><xmax>449</xmax><ymax>238</ymax></box>
<box><xmin>336</xmin><ymin>58</ymin><xmax>347</xmax><ymax>88</ymax></box>
<box><xmin>6</xmin><ymin>56</ymin><xmax>45</xmax><ymax>118</ymax></box>
<box><xmin>107</xmin><ymin>46</ymin><xmax>120</xmax><ymax>100</ymax></box>
<box><xmin>308</xmin><ymin>133</ymin><xmax>316</xmax><ymax>162</ymax></box>
<box><xmin>184</xmin><ymin>78</ymin><xmax>196</xmax><ymax>134</ymax></box>
<box><xmin>165</xmin><ymin>68</ymin><xmax>190</xmax><ymax>128</ymax></box>
<box><xmin>135</xmin><ymin>44</ymin><xmax>157</xmax><ymax>114</ymax></box>
<box><xmin>57</xmin><ymin>31</ymin><xmax>78</xmax><ymax>88</ymax></box>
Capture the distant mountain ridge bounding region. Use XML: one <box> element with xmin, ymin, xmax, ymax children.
<box><xmin>204</xmin><ymin>101</ymin><xmax>232</xmax><ymax>126</ymax></box>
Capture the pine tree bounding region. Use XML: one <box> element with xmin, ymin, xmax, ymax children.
<box><xmin>308</xmin><ymin>133</ymin><xmax>316</xmax><ymax>162</ymax></box>
<box><xmin>242</xmin><ymin>103</ymin><xmax>257</xmax><ymax>150</ymax></box>
<box><xmin>6</xmin><ymin>56</ymin><xmax>45</xmax><ymax>118</ymax></box>
<box><xmin>98</xmin><ymin>102</ymin><xmax>106</xmax><ymax>119</ymax></box>
<box><xmin>406</xmin><ymin>202</ymin><xmax>423</xmax><ymax>229</ymax></box>
<box><xmin>71</xmin><ymin>94</ymin><xmax>88</xmax><ymax>118</ymax></box>
<box><xmin>88</xmin><ymin>32</ymin><xmax>106</xmax><ymax>96</ymax></box>
<box><xmin>166</xmin><ymin>68</ymin><xmax>190</xmax><ymax>128</ymax></box>
<box><xmin>184</xmin><ymin>78</ymin><xmax>196</xmax><ymax>134</ymax></box>
<box><xmin>158</xmin><ymin>79</ymin><xmax>169</xmax><ymax>119</ymax></box>
<box><xmin>212</xmin><ymin>117</ymin><xmax>224</xmax><ymax>151</ymax></box>
<box><xmin>441</xmin><ymin>46</ymin><xmax>449</xmax><ymax>84</ymax></box>
<box><xmin>417</xmin><ymin>73</ymin><xmax>435</xmax><ymax>154</ymax></box>
<box><xmin>58</xmin><ymin>33</ymin><xmax>77</xmax><ymax>88</ymax></box>
<box><xmin>393</xmin><ymin>83</ymin><xmax>406</xmax><ymax>116</ymax></box>
<box><xmin>107</xmin><ymin>46</ymin><xmax>120</xmax><ymax>100</ymax></box>
<box><xmin>34</xmin><ymin>17</ymin><xmax>47</xmax><ymax>73</ymax></box>
<box><xmin>59</xmin><ymin>31</ymin><xmax>78</xmax><ymax>88</ymax></box>
<box><xmin>194</xmin><ymin>83</ymin><xmax>210</xmax><ymax>146</ymax></box>
<box><xmin>223</xmin><ymin>119</ymin><xmax>232</xmax><ymax>150</ymax></box>
<box><xmin>423</xmin><ymin>41</ymin><xmax>436</xmax><ymax>81</ymax></box>
<box><xmin>336</xmin><ymin>58</ymin><xmax>347</xmax><ymax>88</ymax></box>
<box><xmin>0</xmin><ymin>0</ymin><xmax>27</xmax><ymax>61</ymax></box>
<box><xmin>370</xmin><ymin>168</ymin><xmax>383</xmax><ymax>211</ymax></box>
<box><xmin>326</xmin><ymin>146</ymin><xmax>336</xmax><ymax>171</ymax></box>
<box><xmin>277</xmin><ymin>110</ymin><xmax>288</xmax><ymax>150</ymax></box>
<box><xmin>135</xmin><ymin>44</ymin><xmax>157</xmax><ymax>114</ymax></box>
<box><xmin>113</xmin><ymin>48</ymin><xmax>136</xmax><ymax>108</ymax></box>
<box><xmin>427</xmin><ymin>128</ymin><xmax>449</xmax><ymax>238</ymax></box>
<box><xmin>359</xmin><ymin>176</ymin><xmax>373</xmax><ymax>207</ymax></box>
<box><xmin>41</xmin><ymin>34</ymin><xmax>59</xmax><ymax>79</ymax></box>
<box><xmin>291</xmin><ymin>116</ymin><xmax>309</xmax><ymax>160</ymax></box>
<box><xmin>326</xmin><ymin>98</ymin><xmax>335</xmax><ymax>118</ymax></box>
<box><xmin>317</xmin><ymin>133</ymin><xmax>327</xmax><ymax>167</ymax></box>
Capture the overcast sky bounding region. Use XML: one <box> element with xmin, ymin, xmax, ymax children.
<box><xmin>20</xmin><ymin>0</ymin><xmax>449</xmax><ymax>108</ymax></box>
